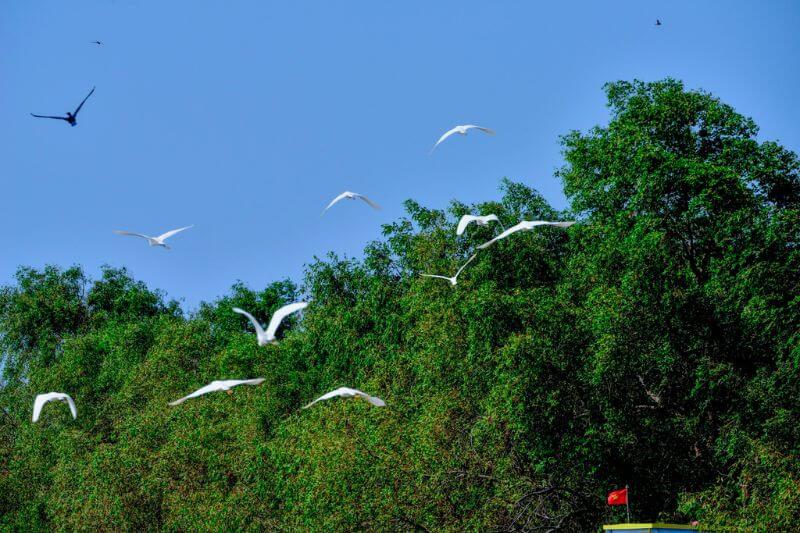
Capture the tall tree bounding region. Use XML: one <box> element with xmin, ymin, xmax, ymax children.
<box><xmin>1</xmin><ymin>79</ymin><xmax>797</xmax><ymax>530</ymax></box>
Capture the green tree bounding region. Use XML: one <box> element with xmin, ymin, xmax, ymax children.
<box><xmin>558</xmin><ymin>78</ymin><xmax>799</xmax><ymax>525</ymax></box>
<box><xmin>0</xmin><ymin>79</ymin><xmax>797</xmax><ymax>531</ymax></box>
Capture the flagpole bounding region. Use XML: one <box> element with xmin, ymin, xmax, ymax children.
<box><xmin>626</xmin><ymin>485</ymin><xmax>630</xmax><ymax>523</ymax></box>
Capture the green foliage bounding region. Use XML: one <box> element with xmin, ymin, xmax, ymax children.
<box><xmin>1</xmin><ymin>79</ymin><xmax>797</xmax><ymax>530</ymax></box>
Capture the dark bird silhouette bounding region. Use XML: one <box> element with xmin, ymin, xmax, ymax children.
<box><xmin>31</xmin><ymin>87</ymin><xmax>96</xmax><ymax>127</ymax></box>
<box><xmin>91</xmin><ymin>40</ymin><xmax>102</xmax><ymax>45</ymax></box>
<box><xmin>655</xmin><ymin>19</ymin><xmax>662</xmax><ymax>26</ymax></box>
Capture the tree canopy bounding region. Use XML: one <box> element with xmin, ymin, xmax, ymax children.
<box><xmin>1</xmin><ymin>78</ymin><xmax>798</xmax><ymax>531</ymax></box>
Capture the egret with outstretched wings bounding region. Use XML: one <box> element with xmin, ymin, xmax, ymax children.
<box><xmin>456</xmin><ymin>214</ymin><xmax>503</xmax><ymax>236</ymax></box>
<box><xmin>233</xmin><ymin>302</ymin><xmax>308</xmax><ymax>345</ymax></box>
<box><xmin>32</xmin><ymin>393</ymin><xmax>77</xmax><ymax>423</ymax></box>
<box><xmin>114</xmin><ymin>225</ymin><xmax>193</xmax><ymax>249</ymax></box>
<box><xmin>321</xmin><ymin>191</ymin><xmax>381</xmax><ymax>215</ymax></box>
<box><xmin>303</xmin><ymin>387</ymin><xmax>385</xmax><ymax>409</ymax></box>
<box><xmin>477</xmin><ymin>220</ymin><xmax>575</xmax><ymax>250</ymax></box>
<box><xmin>169</xmin><ymin>379</ymin><xmax>265</xmax><ymax>406</ymax></box>
<box><xmin>421</xmin><ymin>254</ymin><xmax>478</xmax><ymax>286</ymax></box>
<box><xmin>431</xmin><ymin>124</ymin><xmax>494</xmax><ymax>153</ymax></box>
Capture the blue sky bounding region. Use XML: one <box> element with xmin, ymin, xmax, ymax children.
<box><xmin>2</xmin><ymin>1</ymin><xmax>798</xmax><ymax>309</ymax></box>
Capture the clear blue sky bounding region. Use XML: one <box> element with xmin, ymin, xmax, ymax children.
<box><xmin>2</xmin><ymin>1</ymin><xmax>798</xmax><ymax>309</ymax></box>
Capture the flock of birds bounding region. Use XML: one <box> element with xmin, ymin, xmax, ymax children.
<box><xmin>27</xmin><ymin>41</ymin><xmax>583</xmax><ymax>425</ymax></box>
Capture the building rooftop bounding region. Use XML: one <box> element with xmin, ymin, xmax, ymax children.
<box><xmin>603</xmin><ymin>524</ymin><xmax>729</xmax><ymax>533</ymax></box>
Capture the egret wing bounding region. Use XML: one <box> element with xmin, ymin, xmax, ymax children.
<box><xmin>114</xmin><ymin>230</ymin><xmax>152</xmax><ymax>240</ymax></box>
<box><xmin>456</xmin><ymin>215</ymin><xmax>478</xmax><ymax>236</ymax></box>
<box><xmin>477</xmin><ymin>222</ymin><xmax>527</xmax><ymax>249</ymax></box>
<box><xmin>232</xmin><ymin>308</ymin><xmax>267</xmax><ymax>339</ymax></box>
<box><xmin>527</xmin><ymin>220</ymin><xmax>575</xmax><ymax>229</ymax></box>
<box><xmin>356</xmin><ymin>194</ymin><xmax>381</xmax><ymax>210</ymax></box>
<box><xmin>468</xmin><ymin>125</ymin><xmax>495</xmax><ymax>135</ymax></box>
<box><xmin>477</xmin><ymin>221</ymin><xmax>574</xmax><ymax>249</ymax></box>
<box><xmin>156</xmin><ymin>225</ymin><xmax>193</xmax><ymax>241</ymax></box>
<box><xmin>169</xmin><ymin>383</ymin><xmax>219</xmax><ymax>406</ymax></box>
<box><xmin>359</xmin><ymin>391</ymin><xmax>386</xmax><ymax>407</ymax></box>
<box><xmin>32</xmin><ymin>394</ymin><xmax>50</xmax><ymax>422</ymax></box>
<box><xmin>420</xmin><ymin>274</ymin><xmax>453</xmax><ymax>282</ymax></box>
<box><xmin>454</xmin><ymin>253</ymin><xmax>478</xmax><ymax>278</ymax></box>
<box><xmin>265</xmin><ymin>302</ymin><xmax>308</xmax><ymax>339</ymax></box>
<box><xmin>64</xmin><ymin>394</ymin><xmax>77</xmax><ymax>419</ymax></box>
<box><xmin>430</xmin><ymin>126</ymin><xmax>459</xmax><ymax>153</ymax></box>
<box><xmin>229</xmin><ymin>378</ymin><xmax>266</xmax><ymax>387</ymax></box>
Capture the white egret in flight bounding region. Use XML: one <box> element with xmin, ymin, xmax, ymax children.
<box><xmin>321</xmin><ymin>191</ymin><xmax>381</xmax><ymax>215</ymax></box>
<box><xmin>233</xmin><ymin>302</ymin><xmax>308</xmax><ymax>346</ymax></box>
<box><xmin>456</xmin><ymin>214</ymin><xmax>503</xmax><ymax>236</ymax></box>
<box><xmin>114</xmin><ymin>225</ymin><xmax>193</xmax><ymax>249</ymax></box>
<box><xmin>477</xmin><ymin>221</ymin><xmax>575</xmax><ymax>250</ymax></box>
<box><xmin>420</xmin><ymin>253</ymin><xmax>478</xmax><ymax>286</ymax></box>
<box><xmin>168</xmin><ymin>379</ymin><xmax>265</xmax><ymax>406</ymax></box>
<box><xmin>32</xmin><ymin>393</ymin><xmax>77</xmax><ymax>423</ymax></box>
<box><xmin>431</xmin><ymin>124</ymin><xmax>494</xmax><ymax>153</ymax></box>
<box><xmin>303</xmin><ymin>387</ymin><xmax>386</xmax><ymax>409</ymax></box>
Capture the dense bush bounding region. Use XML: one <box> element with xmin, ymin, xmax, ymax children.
<box><xmin>1</xmin><ymin>79</ymin><xmax>797</xmax><ymax>531</ymax></box>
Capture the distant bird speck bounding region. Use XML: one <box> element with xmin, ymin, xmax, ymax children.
<box><xmin>655</xmin><ymin>19</ymin><xmax>662</xmax><ymax>26</ymax></box>
<box><xmin>31</xmin><ymin>86</ymin><xmax>95</xmax><ymax>127</ymax></box>
<box><xmin>91</xmin><ymin>40</ymin><xmax>103</xmax><ymax>45</ymax></box>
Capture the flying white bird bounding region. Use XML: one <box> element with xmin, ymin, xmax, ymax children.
<box><xmin>477</xmin><ymin>220</ymin><xmax>575</xmax><ymax>250</ymax></box>
<box><xmin>32</xmin><ymin>392</ymin><xmax>77</xmax><ymax>423</ymax></box>
<box><xmin>303</xmin><ymin>387</ymin><xmax>386</xmax><ymax>409</ymax></box>
<box><xmin>168</xmin><ymin>378</ymin><xmax>265</xmax><ymax>406</ymax></box>
<box><xmin>114</xmin><ymin>225</ymin><xmax>193</xmax><ymax>249</ymax></box>
<box><xmin>421</xmin><ymin>253</ymin><xmax>478</xmax><ymax>286</ymax></box>
<box><xmin>321</xmin><ymin>191</ymin><xmax>381</xmax><ymax>215</ymax></box>
<box><xmin>431</xmin><ymin>124</ymin><xmax>495</xmax><ymax>153</ymax></box>
<box><xmin>233</xmin><ymin>302</ymin><xmax>308</xmax><ymax>346</ymax></box>
<box><xmin>456</xmin><ymin>214</ymin><xmax>504</xmax><ymax>236</ymax></box>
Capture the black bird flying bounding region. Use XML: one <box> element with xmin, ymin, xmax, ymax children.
<box><xmin>91</xmin><ymin>41</ymin><xmax>102</xmax><ymax>45</ymax></box>
<box><xmin>655</xmin><ymin>19</ymin><xmax>662</xmax><ymax>26</ymax></box>
<box><xmin>31</xmin><ymin>86</ymin><xmax>95</xmax><ymax>127</ymax></box>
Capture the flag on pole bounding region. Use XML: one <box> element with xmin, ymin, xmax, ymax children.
<box><xmin>607</xmin><ymin>487</ymin><xmax>628</xmax><ymax>506</ymax></box>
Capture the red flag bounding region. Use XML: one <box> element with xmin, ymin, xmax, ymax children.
<box><xmin>607</xmin><ymin>488</ymin><xmax>628</xmax><ymax>506</ymax></box>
